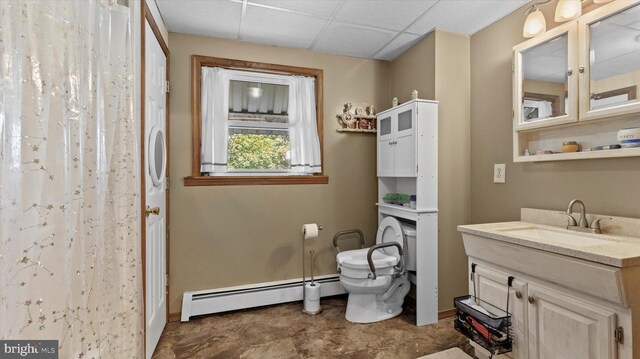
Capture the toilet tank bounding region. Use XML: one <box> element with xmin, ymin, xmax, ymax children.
<box><xmin>400</xmin><ymin>222</ymin><xmax>417</xmax><ymax>272</ymax></box>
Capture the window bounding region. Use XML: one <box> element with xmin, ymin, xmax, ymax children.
<box><xmin>186</xmin><ymin>56</ymin><xmax>328</xmax><ymax>186</ymax></box>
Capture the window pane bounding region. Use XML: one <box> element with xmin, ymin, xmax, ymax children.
<box><xmin>227</xmin><ymin>128</ymin><xmax>291</xmax><ymax>171</ymax></box>
<box><xmin>229</xmin><ymin>80</ymin><xmax>289</xmax><ymax>123</ymax></box>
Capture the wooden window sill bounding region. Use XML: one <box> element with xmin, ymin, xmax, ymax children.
<box><xmin>184</xmin><ymin>175</ymin><xmax>329</xmax><ymax>186</ymax></box>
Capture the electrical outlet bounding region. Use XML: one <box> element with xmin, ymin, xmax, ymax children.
<box><xmin>494</xmin><ymin>164</ymin><xmax>506</xmax><ymax>183</ymax></box>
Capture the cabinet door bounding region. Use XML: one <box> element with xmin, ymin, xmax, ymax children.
<box><xmin>527</xmin><ymin>284</ymin><xmax>617</xmax><ymax>359</ymax></box>
<box><xmin>513</xmin><ymin>22</ymin><xmax>578</xmax><ymax>131</ymax></box>
<box><xmin>578</xmin><ymin>0</ymin><xmax>640</xmax><ymax>122</ymax></box>
<box><xmin>377</xmin><ymin>114</ymin><xmax>395</xmax><ymax>176</ymax></box>
<box><xmin>473</xmin><ymin>266</ymin><xmax>528</xmax><ymax>359</ymax></box>
<box><xmin>394</xmin><ymin>108</ymin><xmax>416</xmax><ymax>176</ymax></box>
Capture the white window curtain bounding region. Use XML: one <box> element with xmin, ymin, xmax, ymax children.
<box><xmin>201</xmin><ymin>67</ymin><xmax>230</xmax><ymax>173</ymax></box>
<box><xmin>0</xmin><ymin>1</ymin><xmax>142</xmax><ymax>358</ymax></box>
<box><xmin>288</xmin><ymin>76</ymin><xmax>321</xmax><ymax>174</ymax></box>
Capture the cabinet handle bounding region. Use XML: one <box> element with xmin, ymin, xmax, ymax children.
<box><xmin>579</xmin><ymin>66</ymin><xmax>585</xmax><ymax>74</ymax></box>
<box><xmin>528</xmin><ymin>295</ymin><xmax>536</xmax><ymax>304</ymax></box>
<box><xmin>515</xmin><ymin>290</ymin><xmax>522</xmax><ymax>299</ymax></box>
<box><xmin>567</xmin><ymin>68</ymin><xmax>573</xmax><ymax>76</ymax></box>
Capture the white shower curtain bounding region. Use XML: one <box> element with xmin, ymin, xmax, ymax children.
<box><xmin>0</xmin><ymin>1</ymin><xmax>143</xmax><ymax>358</ymax></box>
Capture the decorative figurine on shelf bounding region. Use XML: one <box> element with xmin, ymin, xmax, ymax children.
<box><xmin>366</xmin><ymin>105</ymin><xmax>375</xmax><ymax>116</ymax></box>
<box><xmin>411</xmin><ymin>89</ymin><xmax>418</xmax><ymax>100</ymax></box>
<box><xmin>392</xmin><ymin>97</ymin><xmax>398</xmax><ymax>107</ymax></box>
<box><xmin>366</xmin><ymin>105</ymin><xmax>376</xmax><ymax>130</ymax></box>
<box><xmin>355</xmin><ymin>107</ymin><xmax>364</xmax><ymax>116</ymax></box>
<box><xmin>338</xmin><ymin>102</ymin><xmax>357</xmax><ymax>129</ymax></box>
<box><xmin>358</xmin><ymin>118</ymin><xmax>372</xmax><ymax>130</ymax></box>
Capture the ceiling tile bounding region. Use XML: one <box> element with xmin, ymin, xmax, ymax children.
<box><xmin>335</xmin><ymin>0</ymin><xmax>438</xmax><ymax>31</ymax></box>
<box><xmin>156</xmin><ymin>0</ymin><xmax>242</xmax><ymax>40</ymax></box>
<box><xmin>373</xmin><ymin>33</ymin><xmax>422</xmax><ymax>61</ymax></box>
<box><xmin>241</xmin><ymin>5</ymin><xmax>328</xmax><ymax>49</ymax></box>
<box><xmin>249</xmin><ymin>0</ymin><xmax>343</xmax><ymax>17</ymax></box>
<box><xmin>407</xmin><ymin>0</ymin><xmax>528</xmax><ymax>35</ymax></box>
<box><xmin>312</xmin><ymin>21</ymin><xmax>397</xmax><ymax>58</ymax></box>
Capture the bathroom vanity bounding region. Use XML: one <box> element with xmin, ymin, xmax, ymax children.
<box><xmin>458</xmin><ymin>208</ymin><xmax>640</xmax><ymax>359</ymax></box>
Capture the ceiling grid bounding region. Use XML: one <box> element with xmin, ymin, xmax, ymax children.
<box><xmin>157</xmin><ymin>0</ymin><xmax>530</xmax><ymax>61</ymax></box>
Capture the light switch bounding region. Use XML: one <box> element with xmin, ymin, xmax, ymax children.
<box><xmin>494</xmin><ymin>164</ymin><xmax>506</xmax><ymax>183</ymax></box>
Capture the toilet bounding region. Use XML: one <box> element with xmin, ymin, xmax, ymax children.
<box><xmin>336</xmin><ymin>216</ymin><xmax>416</xmax><ymax>323</ymax></box>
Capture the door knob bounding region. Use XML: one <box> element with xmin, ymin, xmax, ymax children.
<box><xmin>145</xmin><ymin>206</ymin><xmax>160</xmax><ymax>217</ymax></box>
<box><xmin>528</xmin><ymin>295</ymin><xmax>536</xmax><ymax>304</ymax></box>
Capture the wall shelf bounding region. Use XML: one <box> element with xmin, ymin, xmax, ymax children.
<box><xmin>336</xmin><ymin>128</ymin><xmax>376</xmax><ymax>133</ymax></box>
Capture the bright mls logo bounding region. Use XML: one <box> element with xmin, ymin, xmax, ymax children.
<box><xmin>0</xmin><ymin>340</ymin><xmax>57</xmax><ymax>359</ymax></box>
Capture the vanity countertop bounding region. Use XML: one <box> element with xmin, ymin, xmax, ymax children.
<box><xmin>458</xmin><ymin>221</ymin><xmax>640</xmax><ymax>268</ymax></box>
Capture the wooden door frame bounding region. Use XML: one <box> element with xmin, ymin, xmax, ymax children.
<box><xmin>141</xmin><ymin>1</ymin><xmax>170</xmax><ymax>356</ymax></box>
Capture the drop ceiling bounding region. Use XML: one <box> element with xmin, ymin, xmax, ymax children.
<box><xmin>155</xmin><ymin>0</ymin><xmax>529</xmax><ymax>61</ymax></box>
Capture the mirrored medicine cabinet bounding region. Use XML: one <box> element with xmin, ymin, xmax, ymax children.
<box><xmin>512</xmin><ymin>0</ymin><xmax>640</xmax><ymax>162</ymax></box>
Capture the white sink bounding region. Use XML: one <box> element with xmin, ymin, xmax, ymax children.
<box><xmin>494</xmin><ymin>226</ymin><xmax>617</xmax><ymax>247</ymax></box>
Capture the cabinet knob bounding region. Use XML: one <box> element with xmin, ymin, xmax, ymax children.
<box><xmin>567</xmin><ymin>68</ymin><xmax>573</xmax><ymax>76</ymax></box>
<box><xmin>528</xmin><ymin>295</ymin><xmax>536</xmax><ymax>304</ymax></box>
<box><xmin>579</xmin><ymin>66</ymin><xmax>585</xmax><ymax>74</ymax></box>
<box><xmin>515</xmin><ymin>290</ymin><xmax>522</xmax><ymax>299</ymax></box>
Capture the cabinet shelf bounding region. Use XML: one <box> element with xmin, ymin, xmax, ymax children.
<box><xmin>515</xmin><ymin>146</ymin><xmax>640</xmax><ymax>162</ymax></box>
<box><xmin>376</xmin><ymin>203</ymin><xmax>438</xmax><ymax>221</ymax></box>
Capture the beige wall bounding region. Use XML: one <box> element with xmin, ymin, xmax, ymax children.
<box><xmin>389</xmin><ymin>30</ymin><xmax>471</xmax><ymax>311</ymax></box>
<box><xmin>390</xmin><ymin>32</ymin><xmax>436</xmax><ymax>103</ymax></box>
<box><xmin>168</xmin><ymin>34</ymin><xmax>389</xmax><ymax>313</ymax></box>
<box><xmin>470</xmin><ymin>1</ymin><xmax>640</xmax><ymax>227</ymax></box>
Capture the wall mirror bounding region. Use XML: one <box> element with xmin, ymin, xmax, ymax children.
<box><xmin>587</xmin><ymin>4</ymin><xmax>640</xmax><ymax>112</ymax></box>
<box><xmin>520</xmin><ymin>34</ymin><xmax>569</xmax><ymax>124</ymax></box>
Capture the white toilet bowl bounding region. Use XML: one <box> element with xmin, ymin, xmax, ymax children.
<box><xmin>336</xmin><ymin>217</ymin><xmax>415</xmax><ymax>323</ymax></box>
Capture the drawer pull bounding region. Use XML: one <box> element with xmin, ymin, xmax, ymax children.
<box><xmin>515</xmin><ymin>290</ymin><xmax>522</xmax><ymax>299</ymax></box>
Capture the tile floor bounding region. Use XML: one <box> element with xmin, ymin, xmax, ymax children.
<box><xmin>152</xmin><ymin>296</ymin><xmax>473</xmax><ymax>359</ymax></box>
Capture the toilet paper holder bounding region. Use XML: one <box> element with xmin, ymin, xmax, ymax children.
<box><xmin>302</xmin><ymin>223</ymin><xmax>323</xmax><ymax>314</ymax></box>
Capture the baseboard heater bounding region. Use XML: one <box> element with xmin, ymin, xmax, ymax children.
<box><xmin>181</xmin><ymin>274</ymin><xmax>345</xmax><ymax>322</ymax></box>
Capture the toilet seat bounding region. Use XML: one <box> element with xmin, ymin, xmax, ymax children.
<box><xmin>375</xmin><ymin>217</ymin><xmax>404</xmax><ymax>258</ymax></box>
<box><xmin>337</xmin><ymin>248</ymin><xmax>398</xmax><ymax>270</ymax></box>
<box><xmin>337</xmin><ymin>217</ymin><xmax>406</xmax><ymax>279</ymax></box>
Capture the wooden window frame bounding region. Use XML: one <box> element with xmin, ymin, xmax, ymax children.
<box><xmin>185</xmin><ymin>55</ymin><xmax>328</xmax><ymax>186</ymax></box>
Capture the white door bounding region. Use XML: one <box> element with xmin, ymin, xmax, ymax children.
<box><xmin>527</xmin><ymin>284</ymin><xmax>617</xmax><ymax>359</ymax></box>
<box><xmin>145</xmin><ymin>21</ymin><xmax>167</xmax><ymax>359</ymax></box>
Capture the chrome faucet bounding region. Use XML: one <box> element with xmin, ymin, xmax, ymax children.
<box><xmin>565</xmin><ymin>199</ymin><xmax>603</xmax><ymax>234</ymax></box>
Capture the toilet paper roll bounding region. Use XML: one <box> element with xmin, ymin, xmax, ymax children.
<box><xmin>302</xmin><ymin>223</ymin><xmax>319</xmax><ymax>240</ymax></box>
<box><xmin>304</xmin><ymin>283</ymin><xmax>321</xmax><ymax>313</ymax></box>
